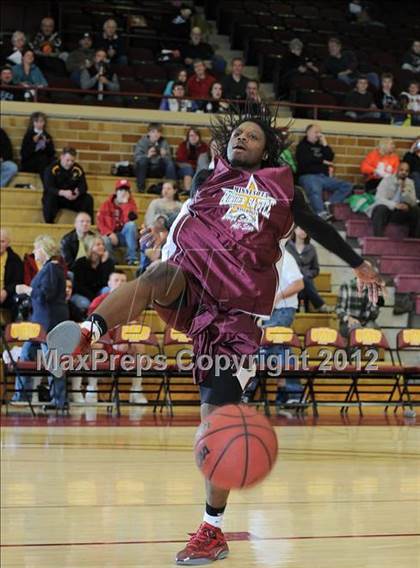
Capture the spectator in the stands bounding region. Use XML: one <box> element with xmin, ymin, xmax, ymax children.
<box><xmin>88</xmin><ymin>270</ymin><xmax>127</xmax><ymax>314</ymax></box>
<box><xmin>336</xmin><ymin>276</ymin><xmax>380</xmax><ymax>338</ymax></box>
<box><xmin>401</xmin><ymin>40</ymin><xmax>420</xmax><ymax>74</ymax></box>
<box><xmin>80</xmin><ymin>49</ymin><xmax>121</xmax><ymax>105</ymax></box>
<box><xmin>144</xmin><ymin>181</ymin><xmax>182</xmax><ymax>228</ymax></box>
<box><xmin>97</xmin><ymin>179</ymin><xmax>139</xmax><ymax>266</ymax></box>
<box><xmin>72</xmin><ymin>235</ymin><xmax>115</xmax><ymax>312</ymax></box>
<box><xmin>296</xmin><ymin>124</ymin><xmax>352</xmax><ymax>220</ymax></box>
<box><xmin>6</xmin><ymin>31</ymin><xmax>27</xmax><ymax>66</ymax></box>
<box><xmin>176</xmin><ymin>127</ymin><xmax>208</xmax><ymax>193</ymax></box>
<box><xmin>276</xmin><ymin>38</ymin><xmax>319</xmax><ymax>100</ymax></box>
<box><xmin>368</xmin><ymin>161</ymin><xmax>420</xmax><ymax>238</ymax></box>
<box><xmin>182</xmin><ymin>26</ymin><xmax>214</xmax><ymax>69</ymax></box>
<box><xmin>286</xmin><ymin>227</ymin><xmax>332</xmax><ymax>313</ymax></box>
<box><xmin>322</xmin><ymin>37</ymin><xmax>379</xmax><ymax>89</ymax></box>
<box><xmin>20</xmin><ymin>112</ymin><xmax>55</xmax><ymax>176</ymax></box>
<box><xmin>159</xmin><ymin>81</ymin><xmax>197</xmax><ymax>112</ymax></box>
<box><xmin>222</xmin><ymin>57</ymin><xmax>249</xmax><ymax>103</ymax></box>
<box><xmin>360</xmin><ymin>138</ymin><xmax>400</xmax><ymax>191</ymax></box>
<box><xmin>0</xmin><ymin>128</ymin><xmax>18</xmax><ymax>187</ymax></box>
<box><xmin>203</xmin><ymin>82</ymin><xmax>229</xmax><ymax>113</ymax></box>
<box><xmin>163</xmin><ymin>67</ymin><xmax>188</xmax><ymax>96</ymax></box>
<box><xmin>97</xmin><ymin>18</ymin><xmax>127</xmax><ymax>65</ymax></box>
<box><xmin>400</xmin><ymin>81</ymin><xmax>420</xmax><ymax>126</ymax></box>
<box><xmin>186</xmin><ymin>59</ymin><xmax>215</xmax><ymax>105</ymax></box>
<box><xmin>12</xmin><ymin>49</ymin><xmax>48</xmax><ymax>99</ymax></box>
<box><xmin>245</xmin><ymin>79</ymin><xmax>265</xmax><ymax>113</ymax></box>
<box><xmin>196</xmin><ymin>138</ymin><xmax>218</xmax><ymax>173</ymax></box>
<box><xmin>0</xmin><ymin>229</ymin><xmax>24</xmax><ymax>320</ymax></box>
<box><xmin>65</xmin><ymin>277</ymin><xmax>84</xmax><ymax>323</ymax></box>
<box><xmin>42</xmin><ymin>147</ymin><xmax>94</xmax><ymax>223</ymax></box>
<box><xmin>60</xmin><ymin>212</ymin><xmax>94</xmax><ymax>270</ymax></box>
<box><xmin>30</xmin><ymin>17</ymin><xmax>63</xmax><ymax>58</ymax></box>
<box><xmin>375</xmin><ymin>73</ymin><xmax>399</xmax><ymax>122</ymax></box>
<box><xmin>165</xmin><ymin>4</ymin><xmax>193</xmax><ymax>40</ymax></box>
<box><xmin>66</xmin><ymin>32</ymin><xmax>95</xmax><ymax>84</ymax></box>
<box><xmin>138</xmin><ymin>215</ymin><xmax>169</xmax><ymax>274</ymax></box>
<box><xmin>403</xmin><ymin>138</ymin><xmax>420</xmax><ymax>199</ymax></box>
<box><xmin>344</xmin><ymin>76</ymin><xmax>380</xmax><ymax>121</ymax></box>
<box><xmin>1</xmin><ymin>67</ymin><xmax>22</xmax><ymax>101</ymax></box>
<box><xmin>13</xmin><ymin>235</ymin><xmax>68</xmax><ymax>407</ymax></box>
<box><xmin>133</xmin><ymin>123</ymin><xmax>176</xmax><ymax>192</ymax></box>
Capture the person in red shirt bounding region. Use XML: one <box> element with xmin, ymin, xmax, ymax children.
<box><xmin>96</xmin><ymin>179</ymin><xmax>139</xmax><ymax>265</ymax></box>
<box><xmin>186</xmin><ymin>59</ymin><xmax>215</xmax><ymax>106</ymax></box>
<box><xmin>176</xmin><ymin>127</ymin><xmax>208</xmax><ymax>192</ymax></box>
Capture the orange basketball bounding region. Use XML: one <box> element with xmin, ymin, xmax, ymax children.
<box><xmin>194</xmin><ymin>404</ymin><xmax>278</xmax><ymax>490</ymax></box>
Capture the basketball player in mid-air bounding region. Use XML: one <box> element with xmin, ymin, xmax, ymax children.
<box><xmin>48</xmin><ymin>107</ymin><xmax>384</xmax><ymax>565</ymax></box>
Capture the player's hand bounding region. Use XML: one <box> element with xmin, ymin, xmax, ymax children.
<box><xmin>353</xmin><ymin>260</ymin><xmax>386</xmax><ymax>304</ymax></box>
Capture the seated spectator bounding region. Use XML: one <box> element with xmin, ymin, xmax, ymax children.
<box><xmin>181</xmin><ymin>26</ymin><xmax>224</xmax><ymax>72</ymax></box>
<box><xmin>176</xmin><ymin>127</ymin><xmax>208</xmax><ymax>193</ymax></box>
<box><xmin>66</xmin><ymin>32</ymin><xmax>95</xmax><ymax>83</ymax></box>
<box><xmin>368</xmin><ymin>161</ymin><xmax>420</xmax><ymax>238</ymax></box>
<box><xmin>88</xmin><ymin>270</ymin><xmax>127</xmax><ymax>313</ymax></box>
<box><xmin>42</xmin><ymin>147</ymin><xmax>94</xmax><ymax>223</ymax></box>
<box><xmin>0</xmin><ymin>229</ymin><xmax>24</xmax><ymax>320</ymax></box>
<box><xmin>203</xmin><ymin>82</ymin><xmax>229</xmax><ymax>113</ymax></box>
<box><xmin>401</xmin><ymin>81</ymin><xmax>420</xmax><ymax>126</ymax></box>
<box><xmin>222</xmin><ymin>58</ymin><xmax>249</xmax><ymax>103</ymax></box>
<box><xmin>165</xmin><ymin>5</ymin><xmax>193</xmax><ymax>40</ymax></box>
<box><xmin>344</xmin><ymin>75</ymin><xmax>380</xmax><ymax>121</ymax></box>
<box><xmin>20</xmin><ymin>112</ymin><xmax>55</xmax><ymax>175</ymax></box>
<box><xmin>12</xmin><ymin>235</ymin><xmax>68</xmax><ymax>407</ymax></box>
<box><xmin>322</xmin><ymin>37</ymin><xmax>378</xmax><ymax>88</ymax></box>
<box><xmin>163</xmin><ymin>67</ymin><xmax>188</xmax><ymax>96</ymax></box>
<box><xmin>72</xmin><ymin>235</ymin><xmax>115</xmax><ymax>311</ymax></box>
<box><xmin>1</xmin><ymin>67</ymin><xmax>22</xmax><ymax>101</ymax></box>
<box><xmin>80</xmin><ymin>49</ymin><xmax>121</xmax><ymax>105</ymax></box>
<box><xmin>296</xmin><ymin>124</ymin><xmax>352</xmax><ymax>219</ymax></box>
<box><xmin>30</xmin><ymin>17</ymin><xmax>63</xmax><ymax>58</ymax></box>
<box><xmin>186</xmin><ymin>59</ymin><xmax>215</xmax><ymax>105</ymax></box>
<box><xmin>60</xmin><ymin>212</ymin><xmax>94</xmax><ymax>270</ymax></box>
<box><xmin>360</xmin><ymin>138</ymin><xmax>400</xmax><ymax>191</ymax></box>
<box><xmin>159</xmin><ymin>81</ymin><xmax>197</xmax><ymax>112</ymax></box>
<box><xmin>6</xmin><ymin>31</ymin><xmax>27</xmax><ymax>66</ymax></box>
<box><xmin>97</xmin><ymin>179</ymin><xmax>139</xmax><ymax>266</ymax></box>
<box><xmin>65</xmin><ymin>277</ymin><xmax>84</xmax><ymax>322</ymax></box>
<box><xmin>196</xmin><ymin>139</ymin><xmax>218</xmax><ymax>173</ymax></box>
<box><xmin>401</xmin><ymin>40</ymin><xmax>420</xmax><ymax>74</ymax></box>
<box><xmin>139</xmin><ymin>215</ymin><xmax>169</xmax><ymax>274</ymax></box>
<box><xmin>336</xmin><ymin>276</ymin><xmax>380</xmax><ymax>338</ymax></box>
<box><xmin>403</xmin><ymin>138</ymin><xmax>420</xmax><ymax>199</ymax></box>
<box><xmin>0</xmin><ymin>128</ymin><xmax>18</xmax><ymax>187</ymax></box>
<box><xmin>245</xmin><ymin>80</ymin><xmax>265</xmax><ymax>113</ymax></box>
<box><xmin>286</xmin><ymin>227</ymin><xmax>332</xmax><ymax>313</ymax></box>
<box><xmin>375</xmin><ymin>72</ymin><xmax>399</xmax><ymax>121</ymax></box>
<box><xmin>144</xmin><ymin>181</ymin><xmax>182</xmax><ymax>228</ymax></box>
<box><xmin>276</xmin><ymin>38</ymin><xmax>319</xmax><ymax>100</ymax></box>
<box><xmin>96</xmin><ymin>18</ymin><xmax>127</xmax><ymax>65</ymax></box>
<box><xmin>12</xmin><ymin>49</ymin><xmax>48</xmax><ymax>100</ymax></box>
<box><xmin>133</xmin><ymin>123</ymin><xmax>176</xmax><ymax>192</ymax></box>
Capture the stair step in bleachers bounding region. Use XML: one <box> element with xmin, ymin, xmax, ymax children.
<box><xmin>345</xmin><ymin>219</ymin><xmax>409</xmax><ymax>240</ymax></box>
<box><xmin>394</xmin><ymin>274</ymin><xmax>420</xmax><ymax>293</ymax></box>
<box><xmin>361</xmin><ymin>237</ymin><xmax>420</xmax><ymax>257</ymax></box>
<box><xmin>379</xmin><ymin>256</ymin><xmax>420</xmax><ymax>275</ymax></box>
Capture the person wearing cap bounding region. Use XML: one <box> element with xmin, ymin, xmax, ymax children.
<box><xmin>96</xmin><ymin>179</ymin><xmax>139</xmax><ymax>265</ymax></box>
<box><xmin>66</xmin><ymin>33</ymin><xmax>95</xmax><ymax>83</ymax></box>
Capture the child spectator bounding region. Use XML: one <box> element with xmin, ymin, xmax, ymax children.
<box><xmin>163</xmin><ymin>68</ymin><xmax>188</xmax><ymax>96</ymax></box>
<box><xmin>96</xmin><ymin>19</ymin><xmax>127</xmax><ymax>65</ymax></box>
<box><xmin>133</xmin><ymin>123</ymin><xmax>176</xmax><ymax>192</ymax></box>
<box><xmin>176</xmin><ymin>128</ymin><xmax>208</xmax><ymax>193</ymax></box>
<box><xmin>60</xmin><ymin>212</ymin><xmax>94</xmax><ymax>269</ymax></box>
<box><xmin>0</xmin><ymin>128</ymin><xmax>18</xmax><ymax>187</ymax></box>
<box><xmin>97</xmin><ymin>179</ymin><xmax>139</xmax><ymax>266</ymax></box>
<box><xmin>159</xmin><ymin>81</ymin><xmax>197</xmax><ymax>112</ymax></box>
<box><xmin>400</xmin><ymin>81</ymin><xmax>420</xmax><ymax>126</ymax></box>
<box><xmin>20</xmin><ymin>112</ymin><xmax>55</xmax><ymax>175</ymax></box>
<box><xmin>144</xmin><ymin>181</ymin><xmax>182</xmax><ymax>228</ymax></box>
<box><xmin>360</xmin><ymin>138</ymin><xmax>400</xmax><ymax>191</ymax></box>
<box><xmin>375</xmin><ymin>73</ymin><xmax>399</xmax><ymax>122</ymax></box>
<box><xmin>344</xmin><ymin>75</ymin><xmax>380</xmax><ymax>121</ymax></box>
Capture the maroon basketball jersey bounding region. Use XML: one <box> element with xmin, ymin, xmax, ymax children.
<box><xmin>170</xmin><ymin>157</ymin><xmax>294</xmax><ymax>316</ymax></box>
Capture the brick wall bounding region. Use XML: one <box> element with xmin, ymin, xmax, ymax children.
<box><xmin>2</xmin><ymin>113</ymin><xmax>414</xmax><ymax>183</ymax></box>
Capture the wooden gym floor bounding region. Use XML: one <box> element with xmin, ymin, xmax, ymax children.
<box><xmin>1</xmin><ymin>409</ymin><xmax>419</xmax><ymax>568</ymax></box>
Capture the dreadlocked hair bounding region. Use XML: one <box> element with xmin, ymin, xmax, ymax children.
<box><xmin>210</xmin><ymin>102</ymin><xmax>291</xmax><ymax>168</ymax></box>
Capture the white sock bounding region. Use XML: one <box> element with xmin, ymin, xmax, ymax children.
<box><xmin>203</xmin><ymin>511</ymin><xmax>224</xmax><ymax>529</ymax></box>
<box><xmin>80</xmin><ymin>321</ymin><xmax>101</xmax><ymax>343</ymax></box>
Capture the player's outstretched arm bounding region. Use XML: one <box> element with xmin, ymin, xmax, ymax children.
<box><xmin>291</xmin><ymin>186</ymin><xmax>385</xmax><ymax>303</ymax></box>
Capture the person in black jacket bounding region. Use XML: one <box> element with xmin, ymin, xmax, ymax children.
<box><xmin>20</xmin><ymin>111</ymin><xmax>55</xmax><ymax>176</ymax></box>
<box><xmin>296</xmin><ymin>124</ymin><xmax>353</xmax><ymax>219</ymax></box>
<box><xmin>0</xmin><ymin>229</ymin><xmax>24</xmax><ymax>319</ymax></box>
<box><xmin>60</xmin><ymin>212</ymin><xmax>94</xmax><ymax>270</ymax></box>
<box><xmin>403</xmin><ymin>138</ymin><xmax>420</xmax><ymax>199</ymax></box>
<box><xmin>42</xmin><ymin>147</ymin><xmax>94</xmax><ymax>223</ymax></box>
<box><xmin>0</xmin><ymin>128</ymin><xmax>18</xmax><ymax>187</ymax></box>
